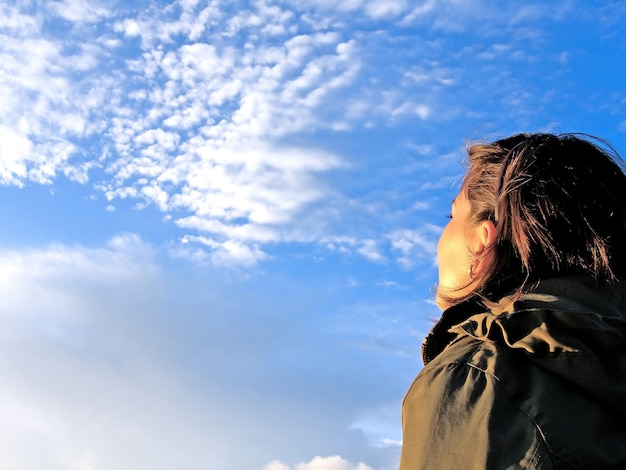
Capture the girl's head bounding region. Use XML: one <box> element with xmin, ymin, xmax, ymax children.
<box><xmin>436</xmin><ymin>133</ymin><xmax>626</xmax><ymax>309</ymax></box>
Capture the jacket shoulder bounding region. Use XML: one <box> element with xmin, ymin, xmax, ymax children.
<box><xmin>401</xmin><ymin>336</ymin><xmax>553</xmax><ymax>469</ymax></box>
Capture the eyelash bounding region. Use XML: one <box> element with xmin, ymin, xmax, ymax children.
<box><xmin>446</xmin><ymin>214</ymin><xmax>452</xmax><ymax>219</ymax></box>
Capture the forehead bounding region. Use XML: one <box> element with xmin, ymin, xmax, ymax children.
<box><xmin>454</xmin><ymin>187</ymin><xmax>469</xmax><ymax>203</ymax></box>
<box><xmin>451</xmin><ymin>189</ymin><xmax>475</xmax><ymax>221</ymax></box>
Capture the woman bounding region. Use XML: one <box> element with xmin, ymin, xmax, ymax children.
<box><xmin>400</xmin><ymin>133</ymin><xmax>626</xmax><ymax>469</ymax></box>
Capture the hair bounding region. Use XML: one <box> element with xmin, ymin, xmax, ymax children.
<box><xmin>458</xmin><ymin>132</ymin><xmax>626</xmax><ymax>304</ymax></box>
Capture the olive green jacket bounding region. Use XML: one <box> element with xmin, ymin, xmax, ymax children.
<box><xmin>400</xmin><ymin>277</ymin><xmax>626</xmax><ymax>469</ymax></box>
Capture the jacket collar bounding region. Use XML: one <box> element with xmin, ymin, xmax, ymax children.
<box><xmin>421</xmin><ymin>272</ymin><xmax>524</xmax><ymax>364</ymax></box>
<box><xmin>421</xmin><ymin>295</ymin><xmax>485</xmax><ymax>365</ymax></box>
<box><xmin>421</xmin><ymin>275</ymin><xmax>626</xmax><ymax>365</ymax></box>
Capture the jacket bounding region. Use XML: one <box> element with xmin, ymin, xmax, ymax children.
<box><xmin>400</xmin><ymin>276</ymin><xmax>626</xmax><ymax>469</ymax></box>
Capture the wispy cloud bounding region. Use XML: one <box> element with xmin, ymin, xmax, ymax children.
<box><xmin>388</xmin><ymin>226</ymin><xmax>440</xmax><ymax>269</ymax></box>
<box><xmin>0</xmin><ymin>0</ymin><xmax>450</xmax><ymax>266</ymax></box>
<box><xmin>1</xmin><ymin>0</ymin><xmax>624</xmax><ymax>269</ymax></box>
<box><xmin>97</xmin><ymin>3</ymin><xmax>364</xmax><ymax>260</ymax></box>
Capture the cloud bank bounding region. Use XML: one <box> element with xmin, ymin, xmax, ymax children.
<box><xmin>0</xmin><ymin>235</ymin><xmax>408</xmax><ymax>469</ymax></box>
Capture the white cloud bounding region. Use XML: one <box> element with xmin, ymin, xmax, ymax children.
<box><xmin>400</xmin><ymin>0</ymin><xmax>437</xmax><ymax>23</ymax></box>
<box><xmin>47</xmin><ymin>0</ymin><xmax>113</xmax><ymax>23</ymax></box>
<box><xmin>90</xmin><ymin>6</ymin><xmax>361</xmax><ymax>263</ymax></box>
<box><xmin>156</xmin><ymin>142</ymin><xmax>343</xmax><ymax>241</ymax></box>
<box><xmin>264</xmin><ymin>456</ymin><xmax>374</xmax><ymax>470</ymax></box>
<box><xmin>364</xmin><ymin>0</ymin><xmax>409</xmax><ymax>19</ymax></box>
<box><xmin>403</xmin><ymin>64</ymin><xmax>456</xmax><ymax>87</ymax></box>
<box><xmin>2</xmin><ymin>0</ymin><xmax>603</xmax><ymax>268</ymax></box>
<box><xmin>388</xmin><ymin>227</ymin><xmax>439</xmax><ymax>269</ymax></box>
<box><xmin>180</xmin><ymin>235</ymin><xmax>270</xmax><ymax>266</ymax></box>
<box><xmin>286</xmin><ymin>0</ymin><xmax>364</xmax><ymax>13</ymax></box>
<box><xmin>0</xmin><ymin>1</ymin><xmax>438</xmax><ymax>264</ymax></box>
<box><xmin>117</xmin><ymin>18</ymin><xmax>141</xmax><ymax>36</ymax></box>
<box><xmin>357</xmin><ymin>239</ymin><xmax>387</xmax><ymax>263</ymax></box>
<box><xmin>0</xmin><ymin>238</ymin><xmax>406</xmax><ymax>469</ymax></box>
<box><xmin>391</xmin><ymin>102</ymin><xmax>432</xmax><ymax>120</ymax></box>
<box><xmin>265</xmin><ymin>461</ymin><xmax>292</xmax><ymax>470</ymax></box>
<box><xmin>321</xmin><ymin>225</ymin><xmax>440</xmax><ymax>269</ymax></box>
<box><xmin>0</xmin><ymin>4</ymin><xmax>111</xmax><ymax>185</ymax></box>
<box><xmin>0</xmin><ymin>239</ymin><xmax>189</xmax><ymax>466</ymax></box>
<box><xmin>296</xmin><ymin>456</ymin><xmax>374</xmax><ymax>470</ymax></box>
<box><xmin>0</xmin><ymin>233</ymin><xmax>156</xmax><ymax>289</ymax></box>
<box><xmin>0</xmin><ymin>125</ymin><xmax>32</xmax><ymax>185</ymax></box>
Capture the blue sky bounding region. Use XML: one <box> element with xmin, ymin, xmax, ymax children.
<box><xmin>0</xmin><ymin>0</ymin><xmax>625</xmax><ymax>468</ymax></box>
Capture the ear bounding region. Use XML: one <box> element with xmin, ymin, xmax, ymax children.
<box><xmin>469</xmin><ymin>219</ymin><xmax>497</xmax><ymax>275</ymax></box>
<box><xmin>478</xmin><ymin>219</ymin><xmax>497</xmax><ymax>249</ymax></box>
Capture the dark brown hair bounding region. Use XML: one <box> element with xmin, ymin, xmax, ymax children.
<box><xmin>463</xmin><ymin>132</ymin><xmax>626</xmax><ymax>302</ymax></box>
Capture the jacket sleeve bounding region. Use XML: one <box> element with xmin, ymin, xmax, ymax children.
<box><xmin>400</xmin><ymin>358</ymin><xmax>553</xmax><ymax>470</ymax></box>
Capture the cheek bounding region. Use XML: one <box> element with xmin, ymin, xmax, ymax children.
<box><xmin>436</xmin><ymin>226</ymin><xmax>449</xmax><ymax>263</ymax></box>
<box><xmin>437</xmin><ymin>223</ymin><xmax>469</xmax><ymax>286</ymax></box>
<box><xmin>437</xmin><ymin>223</ymin><xmax>457</xmax><ymax>263</ymax></box>
<box><xmin>436</xmin><ymin>226</ymin><xmax>454</xmax><ymax>275</ymax></box>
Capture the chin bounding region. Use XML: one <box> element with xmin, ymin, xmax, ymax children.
<box><xmin>434</xmin><ymin>287</ymin><xmax>450</xmax><ymax>310</ymax></box>
<box><xmin>435</xmin><ymin>282</ymin><xmax>470</xmax><ymax>310</ymax></box>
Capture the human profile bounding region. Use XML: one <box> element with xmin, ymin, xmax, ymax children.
<box><xmin>400</xmin><ymin>133</ymin><xmax>626</xmax><ymax>469</ymax></box>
